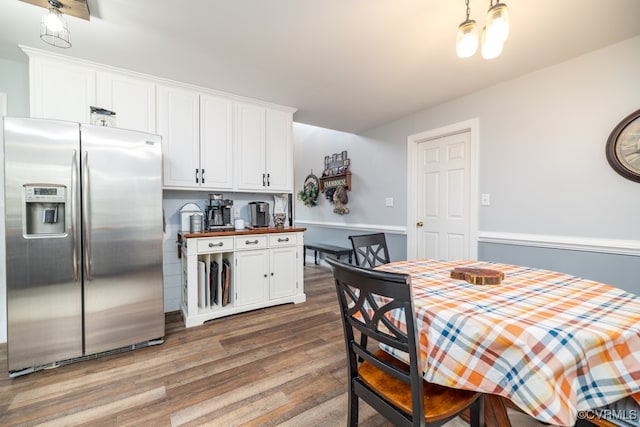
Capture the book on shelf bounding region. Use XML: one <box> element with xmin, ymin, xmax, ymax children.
<box><xmin>198</xmin><ymin>261</ymin><xmax>206</xmax><ymax>309</ymax></box>
<box><xmin>210</xmin><ymin>260</ymin><xmax>219</xmax><ymax>306</ymax></box>
<box><xmin>222</xmin><ymin>259</ymin><xmax>231</xmax><ymax>306</ymax></box>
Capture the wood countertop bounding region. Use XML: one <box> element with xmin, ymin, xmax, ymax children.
<box><xmin>180</xmin><ymin>227</ymin><xmax>306</xmax><ymax>239</ymax></box>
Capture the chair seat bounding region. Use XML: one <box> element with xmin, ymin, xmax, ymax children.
<box><xmin>359</xmin><ymin>350</ymin><xmax>481</xmax><ymax>424</ymax></box>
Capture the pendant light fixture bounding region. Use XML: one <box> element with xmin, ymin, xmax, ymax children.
<box><xmin>40</xmin><ymin>0</ymin><xmax>71</xmax><ymax>48</ymax></box>
<box><xmin>456</xmin><ymin>0</ymin><xmax>478</xmax><ymax>58</ymax></box>
<box><xmin>486</xmin><ymin>1</ymin><xmax>510</xmax><ymax>43</ymax></box>
<box><xmin>456</xmin><ymin>0</ymin><xmax>509</xmax><ymax>60</ymax></box>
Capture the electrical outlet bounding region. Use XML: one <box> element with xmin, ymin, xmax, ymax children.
<box><xmin>234</xmin><ymin>208</ymin><xmax>240</xmax><ymax>218</ymax></box>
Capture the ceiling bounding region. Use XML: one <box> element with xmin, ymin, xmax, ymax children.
<box><xmin>1</xmin><ymin>0</ymin><xmax>640</xmax><ymax>134</ymax></box>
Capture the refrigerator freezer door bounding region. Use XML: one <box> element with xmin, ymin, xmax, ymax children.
<box><xmin>80</xmin><ymin>125</ymin><xmax>164</xmax><ymax>354</ymax></box>
<box><xmin>4</xmin><ymin>117</ymin><xmax>83</xmax><ymax>372</ymax></box>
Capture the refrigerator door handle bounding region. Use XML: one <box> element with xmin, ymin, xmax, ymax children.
<box><xmin>82</xmin><ymin>150</ymin><xmax>92</xmax><ymax>281</ymax></box>
<box><xmin>71</xmin><ymin>150</ymin><xmax>80</xmax><ymax>282</ymax></box>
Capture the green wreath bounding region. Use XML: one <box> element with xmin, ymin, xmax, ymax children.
<box><xmin>298</xmin><ymin>173</ymin><xmax>319</xmax><ymax>207</ymax></box>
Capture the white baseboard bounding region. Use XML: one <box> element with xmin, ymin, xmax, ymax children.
<box><xmin>478</xmin><ymin>231</ymin><xmax>640</xmax><ymax>257</ymax></box>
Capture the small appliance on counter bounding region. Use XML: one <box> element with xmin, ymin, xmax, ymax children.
<box><xmin>180</xmin><ymin>203</ymin><xmax>203</xmax><ymax>232</ymax></box>
<box><xmin>206</xmin><ymin>193</ymin><xmax>234</xmax><ymax>231</ymax></box>
<box><xmin>249</xmin><ymin>201</ymin><xmax>270</xmax><ymax>227</ymax></box>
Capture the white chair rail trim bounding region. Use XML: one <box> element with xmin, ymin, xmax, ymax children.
<box><xmin>294</xmin><ymin>220</ymin><xmax>406</xmax><ymax>235</ymax></box>
<box><xmin>478</xmin><ymin>231</ymin><xmax>640</xmax><ymax>257</ymax></box>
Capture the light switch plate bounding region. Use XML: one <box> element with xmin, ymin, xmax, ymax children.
<box><xmin>385</xmin><ymin>197</ymin><xmax>394</xmax><ymax>207</ymax></box>
<box><xmin>481</xmin><ymin>194</ymin><xmax>491</xmax><ymax>206</ymax></box>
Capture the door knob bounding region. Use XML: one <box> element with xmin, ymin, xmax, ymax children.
<box><xmin>416</xmin><ymin>221</ymin><xmax>424</xmax><ymax>227</ymax></box>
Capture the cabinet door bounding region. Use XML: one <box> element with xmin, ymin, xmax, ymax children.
<box><xmin>29</xmin><ymin>56</ymin><xmax>95</xmax><ymax>123</ymax></box>
<box><xmin>265</xmin><ymin>109</ymin><xmax>293</xmax><ymax>192</ymax></box>
<box><xmin>96</xmin><ymin>71</ymin><xmax>156</xmax><ymax>133</ymax></box>
<box><xmin>235</xmin><ymin>102</ymin><xmax>267</xmax><ymax>191</ymax></box>
<box><xmin>269</xmin><ymin>245</ymin><xmax>297</xmax><ymax>299</ymax></box>
<box><xmin>235</xmin><ymin>250</ymin><xmax>269</xmax><ymax>306</ymax></box>
<box><xmin>157</xmin><ymin>85</ymin><xmax>200</xmax><ymax>188</ymax></box>
<box><xmin>200</xmin><ymin>94</ymin><xmax>233</xmax><ymax>189</ymax></box>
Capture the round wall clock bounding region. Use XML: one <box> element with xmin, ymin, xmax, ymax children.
<box><xmin>606</xmin><ymin>108</ymin><xmax>640</xmax><ymax>183</ymax></box>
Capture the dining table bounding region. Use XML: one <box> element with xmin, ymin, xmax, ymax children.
<box><xmin>375</xmin><ymin>259</ymin><xmax>640</xmax><ymax>426</ymax></box>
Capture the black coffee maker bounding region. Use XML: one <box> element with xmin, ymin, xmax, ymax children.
<box><xmin>206</xmin><ymin>193</ymin><xmax>234</xmax><ymax>231</ymax></box>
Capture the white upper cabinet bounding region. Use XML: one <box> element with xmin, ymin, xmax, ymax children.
<box><xmin>235</xmin><ymin>102</ymin><xmax>294</xmax><ymax>192</ymax></box>
<box><xmin>23</xmin><ymin>46</ymin><xmax>296</xmax><ymax>194</ymax></box>
<box><xmin>157</xmin><ymin>87</ymin><xmax>234</xmax><ymax>190</ymax></box>
<box><xmin>157</xmin><ymin>84</ymin><xmax>201</xmax><ymax>189</ymax></box>
<box><xmin>235</xmin><ymin>102</ymin><xmax>267</xmax><ymax>191</ymax></box>
<box><xmin>96</xmin><ymin>71</ymin><xmax>156</xmax><ymax>133</ymax></box>
<box><xmin>26</xmin><ymin>49</ymin><xmax>155</xmax><ymax>132</ymax></box>
<box><xmin>266</xmin><ymin>109</ymin><xmax>293</xmax><ymax>192</ymax></box>
<box><xmin>200</xmin><ymin>94</ymin><xmax>234</xmax><ymax>190</ymax></box>
<box><xmin>29</xmin><ymin>54</ymin><xmax>95</xmax><ymax>123</ymax></box>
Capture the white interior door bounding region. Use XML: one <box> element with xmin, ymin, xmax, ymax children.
<box><xmin>417</xmin><ymin>131</ymin><xmax>470</xmax><ymax>259</ymax></box>
<box><xmin>409</xmin><ymin>125</ymin><xmax>476</xmax><ymax>261</ymax></box>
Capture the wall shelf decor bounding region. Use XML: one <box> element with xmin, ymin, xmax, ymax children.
<box><xmin>319</xmin><ymin>170</ymin><xmax>351</xmax><ymax>193</ymax></box>
<box><xmin>320</xmin><ymin>150</ymin><xmax>351</xmax><ymax>192</ymax></box>
<box><xmin>320</xmin><ymin>151</ymin><xmax>351</xmax><ymax>215</ymax></box>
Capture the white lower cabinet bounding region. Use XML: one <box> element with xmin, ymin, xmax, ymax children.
<box><xmin>180</xmin><ymin>231</ymin><xmax>305</xmax><ymax>327</ymax></box>
<box><xmin>234</xmin><ymin>234</ymin><xmax>269</xmax><ymax>306</ymax></box>
<box><xmin>269</xmin><ymin>234</ymin><xmax>299</xmax><ymax>299</ymax></box>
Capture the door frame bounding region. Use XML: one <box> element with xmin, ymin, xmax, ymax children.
<box><xmin>406</xmin><ymin>118</ymin><xmax>480</xmax><ymax>260</ymax></box>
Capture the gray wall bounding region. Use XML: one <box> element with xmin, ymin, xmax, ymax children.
<box><xmin>0</xmin><ymin>57</ymin><xmax>29</xmax><ymax>117</ymax></box>
<box><xmin>294</xmin><ymin>35</ymin><xmax>640</xmax><ymax>294</ymax></box>
<box><xmin>292</xmin><ymin>123</ymin><xmax>408</xmax><ymax>261</ymax></box>
<box><xmin>479</xmin><ymin>243</ymin><xmax>639</xmax><ymax>292</ymax></box>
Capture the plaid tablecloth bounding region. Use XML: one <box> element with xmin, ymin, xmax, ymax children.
<box><xmin>376</xmin><ymin>259</ymin><xmax>640</xmax><ymax>426</ymax></box>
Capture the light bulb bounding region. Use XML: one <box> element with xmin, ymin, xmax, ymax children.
<box><xmin>456</xmin><ymin>19</ymin><xmax>478</xmax><ymax>58</ymax></box>
<box><xmin>44</xmin><ymin>8</ymin><xmax>64</xmax><ymax>32</ymax></box>
<box><xmin>486</xmin><ymin>2</ymin><xmax>510</xmax><ymax>43</ymax></box>
<box><xmin>481</xmin><ymin>25</ymin><xmax>503</xmax><ymax>59</ymax></box>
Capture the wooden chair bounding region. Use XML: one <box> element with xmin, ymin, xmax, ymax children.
<box><xmin>348</xmin><ymin>233</ymin><xmax>391</xmax><ymax>268</ymax></box>
<box><xmin>327</xmin><ymin>257</ymin><xmax>484</xmax><ymax>427</ymax></box>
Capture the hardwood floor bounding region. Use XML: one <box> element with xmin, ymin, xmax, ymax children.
<box><xmin>0</xmin><ymin>265</ymin><xmax>394</xmax><ymax>426</ymax></box>
<box><xmin>0</xmin><ymin>265</ymin><xmax>548</xmax><ymax>427</ymax></box>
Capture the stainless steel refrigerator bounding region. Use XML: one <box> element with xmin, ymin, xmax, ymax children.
<box><xmin>2</xmin><ymin>117</ymin><xmax>164</xmax><ymax>376</ymax></box>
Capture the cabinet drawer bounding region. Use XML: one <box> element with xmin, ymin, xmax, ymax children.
<box><xmin>196</xmin><ymin>237</ymin><xmax>234</xmax><ymax>253</ymax></box>
<box><xmin>269</xmin><ymin>233</ymin><xmax>297</xmax><ymax>247</ymax></box>
<box><xmin>235</xmin><ymin>235</ymin><xmax>268</xmax><ymax>250</ymax></box>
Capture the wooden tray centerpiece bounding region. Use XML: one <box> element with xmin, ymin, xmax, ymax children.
<box><xmin>450</xmin><ymin>267</ymin><xmax>504</xmax><ymax>285</ymax></box>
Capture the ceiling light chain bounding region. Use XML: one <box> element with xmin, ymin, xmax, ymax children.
<box><xmin>456</xmin><ymin>0</ymin><xmax>509</xmax><ymax>59</ymax></box>
<box><xmin>40</xmin><ymin>0</ymin><xmax>72</xmax><ymax>49</ymax></box>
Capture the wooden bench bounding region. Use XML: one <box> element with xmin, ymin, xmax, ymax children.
<box><xmin>304</xmin><ymin>243</ymin><xmax>353</xmax><ymax>266</ymax></box>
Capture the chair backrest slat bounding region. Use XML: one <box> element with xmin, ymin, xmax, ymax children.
<box><xmin>349</xmin><ymin>233</ymin><xmax>391</xmax><ymax>268</ymax></box>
